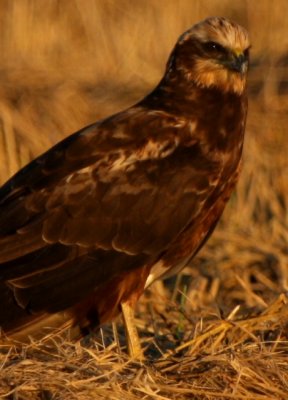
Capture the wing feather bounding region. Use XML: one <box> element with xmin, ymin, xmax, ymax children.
<box><xmin>0</xmin><ymin>107</ymin><xmax>224</xmax><ymax>328</ymax></box>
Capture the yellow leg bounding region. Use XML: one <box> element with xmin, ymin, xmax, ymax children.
<box><xmin>120</xmin><ymin>301</ymin><xmax>144</xmax><ymax>360</ymax></box>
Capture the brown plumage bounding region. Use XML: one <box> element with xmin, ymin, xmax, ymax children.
<box><xmin>0</xmin><ymin>17</ymin><xmax>250</xmax><ymax>345</ymax></box>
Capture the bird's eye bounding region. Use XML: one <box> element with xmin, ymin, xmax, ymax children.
<box><xmin>203</xmin><ymin>41</ymin><xmax>226</xmax><ymax>54</ymax></box>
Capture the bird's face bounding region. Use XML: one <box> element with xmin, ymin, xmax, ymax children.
<box><xmin>170</xmin><ymin>17</ymin><xmax>250</xmax><ymax>95</ymax></box>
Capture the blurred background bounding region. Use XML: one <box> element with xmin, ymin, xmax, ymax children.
<box><xmin>0</xmin><ymin>0</ymin><xmax>287</xmax><ymax>313</ymax></box>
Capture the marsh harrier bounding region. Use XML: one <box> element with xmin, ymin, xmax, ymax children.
<box><xmin>0</xmin><ymin>17</ymin><xmax>250</xmax><ymax>358</ymax></box>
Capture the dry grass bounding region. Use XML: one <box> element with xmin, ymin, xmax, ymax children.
<box><xmin>0</xmin><ymin>1</ymin><xmax>288</xmax><ymax>399</ymax></box>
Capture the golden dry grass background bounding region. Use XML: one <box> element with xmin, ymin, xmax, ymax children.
<box><xmin>0</xmin><ymin>1</ymin><xmax>288</xmax><ymax>399</ymax></box>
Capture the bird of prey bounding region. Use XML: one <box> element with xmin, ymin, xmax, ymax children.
<box><xmin>0</xmin><ymin>17</ymin><xmax>250</xmax><ymax>358</ymax></box>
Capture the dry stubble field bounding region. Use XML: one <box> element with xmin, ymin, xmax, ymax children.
<box><xmin>0</xmin><ymin>1</ymin><xmax>288</xmax><ymax>399</ymax></box>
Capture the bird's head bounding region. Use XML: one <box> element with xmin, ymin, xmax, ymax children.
<box><xmin>166</xmin><ymin>17</ymin><xmax>250</xmax><ymax>95</ymax></box>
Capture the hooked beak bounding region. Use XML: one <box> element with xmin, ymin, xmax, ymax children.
<box><xmin>228</xmin><ymin>51</ymin><xmax>248</xmax><ymax>74</ymax></box>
